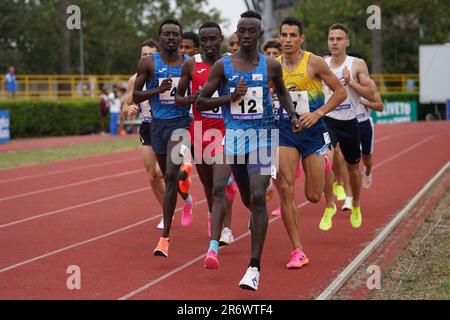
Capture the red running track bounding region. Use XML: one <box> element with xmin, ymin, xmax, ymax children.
<box><xmin>0</xmin><ymin>122</ymin><xmax>449</xmax><ymax>300</ymax></box>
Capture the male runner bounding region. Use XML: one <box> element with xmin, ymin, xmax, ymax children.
<box><xmin>276</xmin><ymin>17</ymin><xmax>347</xmax><ymax>268</ymax></box>
<box><xmin>197</xmin><ymin>10</ymin><xmax>301</xmax><ymax>291</ymax></box>
<box><xmin>320</xmin><ymin>23</ymin><xmax>375</xmax><ymax>231</ymax></box>
<box><xmin>133</xmin><ymin>19</ymin><xmax>193</xmax><ymax>257</ymax></box>
<box><xmin>262</xmin><ymin>39</ymin><xmax>282</xmax><ymax>59</ymax></box>
<box><xmin>125</xmin><ymin>39</ymin><xmax>194</xmax><ymax>231</ymax></box>
<box><xmin>176</xmin><ymin>22</ymin><xmax>238</xmax><ymax>268</ymax></box>
<box><xmin>123</xmin><ymin>40</ymin><xmax>166</xmax><ymax>218</ymax></box>
<box><xmin>356</xmin><ymin>77</ymin><xmax>384</xmax><ymax>188</ymax></box>
<box><xmin>227</xmin><ymin>32</ymin><xmax>240</xmax><ymax>54</ymax></box>
<box><xmin>179</xmin><ymin>32</ymin><xmax>200</xmax><ymax>57</ymax></box>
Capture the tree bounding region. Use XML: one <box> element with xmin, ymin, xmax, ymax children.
<box><xmin>291</xmin><ymin>0</ymin><xmax>450</xmax><ymax>73</ymax></box>
<box><xmin>0</xmin><ymin>0</ymin><xmax>225</xmax><ymax>74</ymax></box>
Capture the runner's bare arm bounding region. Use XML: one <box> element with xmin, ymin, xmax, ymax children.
<box><xmin>269</xmin><ymin>59</ymin><xmax>302</xmax><ymax>133</ymax></box>
<box><xmin>348</xmin><ymin>59</ymin><xmax>375</xmax><ymax>101</ymax></box>
<box><xmin>123</xmin><ymin>75</ymin><xmax>140</xmax><ymax>116</ymax></box>
<box><xmin>175</xmin><ymin>58</ymin><xmax>198</xmax><ymax>107</ymax></box>
<box><xmin>361</xmin><ymin>79</ymin><xmax>384</xmax><ymax>112</ymax></box>
<box><xmin>132</xmin><ymin>56</ymin><xmax>169</xmax><ymax>104</ymax></box>
<box><xmin>196</xmin><ymin>60</ymin><xmax>231</xmax><ymax>111</ymax></box>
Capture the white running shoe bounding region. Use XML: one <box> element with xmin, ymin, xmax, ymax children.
<box><xmin>156</xmin><ymin>217</ymin><xmax>164</xmax><ymax>230</ymax></box>
<box><xmin>156</xmin><ymin>215</ymin><xmax>174</xmax><ymax>230</ymax></box>
<box><xmin>363</xmin><ymin>174</ymin><xmax>372</xmax><ymax>189</ymax></box>
<box><xmin>239</xmin><ymin>266</ymin><xmax>260</xmax><ymax>291</ymax></box>
<box><xmin>219</xmin><ymin>227</ymin><xmax>234</xmax><ymax>246</ymax></box>
<box><xmin>342</xmin><ymin>196</ymin><xmax>352</xmax><ymax>211</ymax></box>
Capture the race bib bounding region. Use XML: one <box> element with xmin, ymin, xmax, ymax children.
<box><xmin>283</xmin><ymin>91</ymin><xmax>310</xmax><ymax>115</ymax></box>
<box><xmin>230</xmin><ymin>87</ymin><xmax>263</xmax><ymax>120</ymax></box>
<box><xmin>159</xmin><ymin>77</ymin><xmax>180</xmax><ymax>104</ymax></box>
<box><xmin>201</xmin><ymin>91</ymin><xmax>223</xmax><ymax>119</ymax></box>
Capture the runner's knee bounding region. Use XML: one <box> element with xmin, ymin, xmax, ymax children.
<box><xmin>305</xmin><ymin>190</ymin><xmax>322</xmax><ymax>203</ymax></box>
<box><xmin>164</xmin><ymin>168</ymin><xmax>179</xmax><ymax>185</ymax></box>
<box><xmin>250</xmin><ymin>190</ymin><xmax>266</xmax><ymax>209</ymax></box>
<box><xmin>279</xmin><ymin>182</ymin><xmax>295</xmax><ymax>200</ymax></box>
<box><xmin>212</xmin><ymin>184</ymin><xmax>226</xmax><ymax>200</ymax></box>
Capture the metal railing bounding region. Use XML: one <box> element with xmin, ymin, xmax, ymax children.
<box><xmin>0</xmin><ymin>73</ymin><xmax>419</xmax><ymax>100</ymax></box>
<box><xmin>0</xmin><ymin>74</ymin><xmax>130</xmax><ymax>100</ymax></box>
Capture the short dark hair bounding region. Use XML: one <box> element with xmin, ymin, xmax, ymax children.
<box><xmin>240</xmin><ymin>10</ymin><xmax>262</xmax><ymax>20</ymax></box>
<box><xmin>280</xmin><ymin>17</ymin><xmax>303</xmax><ymax>35</ymax></box>
<box><xmin>182</xmin><ymin>32</ymin><xmax>200</xmax><ymax>48</ymax></box>
<box><xmin>142</xmin><ymin>39</ymin><xmax>160</xmax><ymax>50</ymax></box>
<box><xmin>159</xmin><ymin>18</ymin><xmax>182</xmax><ymax>35</ymax></box>
<box><xmin>262</xmin><ymin>39</ymin><xmax>282</xmax><ymax>52</ymax></box>
<box><xmin>199</xmin><ymin>22</ymin><xmax>222</xmax><ymax>36</ymax></box>
<box><xmin>329</xmin><ymin>23</ymin><xmax>349</xmax><ymax>35</ymax></box>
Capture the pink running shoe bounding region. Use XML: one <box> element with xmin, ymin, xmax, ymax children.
<box><xmin>181</xmin><ymin>196</ymin><xmax>194</xmax><ymax>226</ymax></box>
<box><xmin>271</xmin><ymin>207</ymin><xmax>281</xmax><ymax>216</ymax></box>
<box><xmin>296</xmin><ymin>163</ymin><xmax>302</xmax><ymax>179</ymax></box>
<box><xmin>286</xmin><ymin>248</ymin><xmax>309</xmax><ymax>269</ymax></box>
<box><xmin>204</xmin><ymin>250</ymin><xmax>219</xmax><ymax>269</ymax></box>
<box><xmin>226</xmin><ymin>181</ymin><xmax>238</xmax><ymax>201</ymax></box>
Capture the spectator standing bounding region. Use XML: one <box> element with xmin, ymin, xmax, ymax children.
<box><xmin>108</xmin><ymin>84</ymin><xmax>122</xmax><ymax>135</ymax></box>
<box><xmin>99</xmin><ymin>87</ymin><xmax>109</xmax><ymax>135</ymax></box>
<box><xmin>5</xmin><ymin>67</ymin><xmax>17</xmax><ymax>98</ymax></box>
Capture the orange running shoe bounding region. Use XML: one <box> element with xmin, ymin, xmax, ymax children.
<box><xmin>153</xmin><ymin>237</ymin><xmax>169</xmax><ymax>257</ymax></box>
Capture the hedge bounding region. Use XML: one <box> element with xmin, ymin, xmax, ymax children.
<box><xmin>0</xmin><ymin>99</ymin><xmax>103</xmax><ymax>138</ymax></box>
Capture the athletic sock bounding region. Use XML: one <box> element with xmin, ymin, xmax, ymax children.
<box><xmin>249</xmin><ymin>258</ymin><xmax>261</xmax><ymax>271</ymax></box>
<box><xmin>184</xmin><ymin>195</ymin><xmax>192</xmax><ymax>204</ymax></box>
<box><xmin>208</xmin><ymin>240</ymin><xmax>219</xmax><ymax>255</ymax></box>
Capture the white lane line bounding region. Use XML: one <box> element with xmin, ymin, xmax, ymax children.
<box><xmin>0</xmin><ymin>174</ymin><xmax>199</xmax><ymax>229</ymax></box>
<box><xmin>0</xmin><ymin>132</ymin><xmax>404</xmax><ymax>201</ymax></box>
<box><xmin>0</xmin><ymin>198</ymin><xmax>208</xmax><ymax>274</ymax></box>
<box><xmin>316</xmin><ymin>160</ymin><xmax>450</xmax><ymax>300</ymax></box>
<box><xmin>0</xmin><ymin>156</ymin><xmax>141</xmax><ymax>185</ymax></box>
<box><xmin>0</xmin><ymin>169</ymin><xmax>144</xmax><ymax>202</ymax></box>
<box><xmin>118</xmin><ymin>201</ymin><xmax>309</xmax><ymax>300</ymax></box>
<box><xmin>0</xmin><ymin>187</ymin><xmax>149</xmax><ymax>229</ymax></box>
<box><xmin>119</xmin><ymin>132</ymin><xmax>450</xmax><ymax>300</ymax></box>
<box><xmin>1</xmin><ymin>132</ymin><xmax>448</xmax><ymax>297</ymax></box>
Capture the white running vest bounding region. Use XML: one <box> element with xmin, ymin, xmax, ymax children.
<box><xmin>140</xmin><ymin>83</ymin><xmax>152</xmax><ymax>122</ymax></box>
<box><xmin>323</xmin><ymin>56</ymin><xmax>360</xmax><ymax>121</ymax></box>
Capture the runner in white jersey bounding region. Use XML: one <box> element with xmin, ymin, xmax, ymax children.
<box><xmin>355</xmin><ymin>76</ymin><xmax>384</xmax><ymax>188</ymax></box>
<box><xmin>319</xmin><ymin>23</ymin><xmax>375</xmax><ymax>231</ymax></box>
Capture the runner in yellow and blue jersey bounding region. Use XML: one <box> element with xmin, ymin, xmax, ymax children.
<box><xmin>276</xmin><ymin>17</ymin><xmax>347</xmax><ymax>269</ymax></box>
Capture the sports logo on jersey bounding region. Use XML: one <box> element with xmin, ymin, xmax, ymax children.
<box><xmin>197</xmin><ymin>68</ymin><xmax>207</xmax><ymax>74</ymax></box>
<box><xmin>228</xmin><ymin>75</ymin><xmax>238</xmax><ymax>82</ymax></box>
<box><xmin>252</xmin><ymin>74</ymin><xmax>263</xmax><ymax>81</ymax></box>
<box><xmin>158</xmin><ymin>68</ymin><xmax>167</xmax><ymax>73</ymax></box>
<box><xmin>252</xmin><ymin>90</ymin><xmax>257</xmax><ymax>97</ymax></box>
<box><xmin>287</xmin><ymin>83</ymin><xmax>299</xmax><ymax>91</ymax></box>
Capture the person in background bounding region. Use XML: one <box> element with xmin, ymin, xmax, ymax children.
<box><xmin>262</xmin><ymin>39</ymin><xmax>282</xmax><ymax>59</ymax></box>
<box><xmin>108</xmin><ymin>84</ymin><xmax>122</xmax><ymax>135</ymax></box>
<box><xmin>99</xmin><ymin>87</ymin><xmax>109</xmax><ymax>135</ymax></box>
<box><xmin>5</xmin><ymin>67</ymin><xmax>17</xmax><ymax>99</ymax></box>
<box><xmin>119</xmin><ymin>86</ymin><xmax>128</xmax><ymax>135</ymax></box>
<box><xmin>179</xmin><ymin>32</ymin><xmax>200</xmax><ymax>57</ymax></box>
<box><xmin>227</xmin><ymin>32</ymin><xmax>240</xmax><ymax>54</ymax></box>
